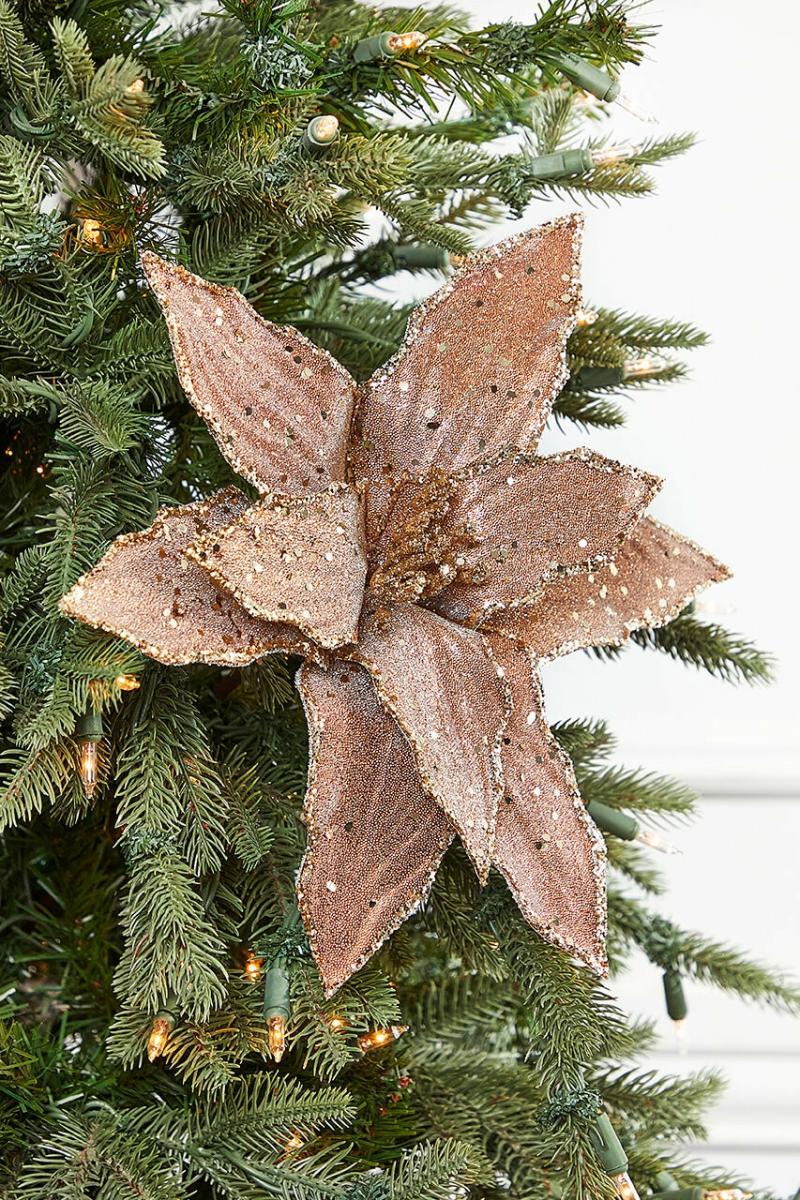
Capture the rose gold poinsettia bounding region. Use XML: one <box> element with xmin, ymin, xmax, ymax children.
<box><xmin>59</xmin><ymin>215</ymin><xmax>729</xmax><ymax>994</ymax></box>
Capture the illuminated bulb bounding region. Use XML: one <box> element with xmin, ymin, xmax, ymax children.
<box><xmin>591</xmin><ymin>145</ymin><xmax>634</xmax><ymax>167</ymax></box>
<box><xmin>310</xmin><ymin>114</ymin><xmax>339</xmax><ymax>143</ymax></box>
<box><xmin>267</xmin><ymin>1014</ymin><xmax>287</xmax><ymax>1062</ymax></box>
<box><xmin>285</xmin><ymin>1132</ymin><xmax>303</xmax><ymax>1153</ymax></box>
<box><xmin>114</xmin><ymin>673</ymin><xmax>141</xmax><ymax>691</ymax></box>
<box><xmin>623</xmin><ymin>354</ymin><xmax>669</xmax><ymax>380</ymax></box>
<box><xmin>126</xmin><ymin>78</ymin><xmax>145</xmax><ymax>94</ymax></box>
<box><xmin>326</xmin><ymin>1014</ymin><xmax>347</xmax><ymax>1031</ymax></box>
<box><xmin>614</xmin><ymin>91</ymin><xmax>657</xmax><ymax>123</ymax></box>
<box><xmin>613</xmin><ymin>1172</ymin><xmax>641</xmax><ymax>1200</ymax></box>
<box><xmin>244</xmin><ymin>952</ymin><xmax>263</xmax><ymax>983</ymax></box>
<box><xmin>386</xmin><ymin>30</ymin><xmax>425</xmax><ymax>53</ymax></box>
<box><xmin>79</xmin><ymin>739</ymin><xmax>100</xmax><ymax>798</ymax></box>
<box><xmin>80</xmin><ymin>219</ymin><xmax>104</xmax><ymax>247</ymax></box>
<box><xmin>636</xmin><ymin>829</ymin><xmax>681</xmax><ymax>856</ymax></box>
<box><xmin>673</xmin><ymin>1017</ymin><xmax>688</xmax><ymax>1055</ymax></box>
<box><xmin>357</xmin><ymin>1024</ymin><xmax>408</xmax><ymax>1052</ymax></box>
<box><xmin>36</xmin><ymin>464</ymin><xmax>45</xmax><ymax>476</ymax></box>
<box><xmin>146</xmin><ymin>1014</ymin><xmax>173</xmax><ymax>1062</ymax></box>
<box><xmin>576</xmin><ymin>309</ymin><xmax>598</xmax><ymax>327</ymax></box>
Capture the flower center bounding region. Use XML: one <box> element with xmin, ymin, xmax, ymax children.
<box><xmin>367</xmin><ymin>467</ymin><xmax>483</xmax><ymax>607</ymax></box>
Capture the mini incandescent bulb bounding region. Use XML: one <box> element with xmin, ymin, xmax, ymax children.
<box><xmin>357</xmin><ymin>1024</ymin><xmax>409</xmax><ymax>1052</ymax></box>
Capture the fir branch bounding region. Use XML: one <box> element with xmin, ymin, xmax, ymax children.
<box><xmin>630</xmin><ymin>612</ymin><xmax>775</xmax><ymax>684</ymax></box>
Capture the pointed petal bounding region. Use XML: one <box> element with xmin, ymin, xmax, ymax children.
<box><xmin>187</xmin><ymin>484</ymin><xmax>367</xmax><ymax>651</ymax></box>
<box><xmin>353</xmin><ymin>215</ymin><xmax>583</xmax><ymax>546</ymax></box>
<box><xmin>488</xmin><ymin>635</ymin><xmax>607</xmax><ymax>974</ymax></box>
<box><xmin>142</xmin><ymin>254</ymin><xmax>356</xmax><ymax>494</ymax></box>
<box><xmin>433</xmin><ymin>449</ymin><xmax>661</xmax><ymax>626</ymax></box>
<box><xmin>487</xmin><ymin>517</ymin><xmax>730</xmax><ymax>659</ymax></box>
<box><xmin>59</xmin><ymin>489</ymin><xmax>314</xmax><ymax>666</ymax></box>
<box><xmin>350</xmin><ymin>603</ymin><xmax>509</xmax><ymax>880</ymax></box>
<box><xmin>297</xmin><ymin>659</ymin><xmax>452</xmax><ymax>995</ymax></box>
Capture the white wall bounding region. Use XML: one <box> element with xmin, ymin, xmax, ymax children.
<box><xmin>442</xmin><ymin>0</ymin><xmax>800</xmax><ymax>1188</ymax></box>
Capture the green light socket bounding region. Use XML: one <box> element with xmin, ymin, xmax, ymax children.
<box><xmin>552</xmin><ymin>52</ymin><xmax>621</xmax><ymax>102</ymax></box>
<box><xmin>302</xmin><ymin>115</ymin><xmax>339</xmax><ymax>151</ymax></box>
<box><xmin>524</xmin><ymin>148</ymin><xmax>594</xmax><ymax>180</ymax></box>
<box><xmin>263</xmin><ymin>957</ymin><xmax>291</xmax><ymax>1021</ymax></box>
<box><xmin>573</xmin><ymin>365</ymin><xmax>626</xmax><ymax>390</ymax></box>
<box><xmin>75</xmin><ymin>706</ymin><xmax>103</xmax><ymax>742</ymax></box>
<box><xmin>586</xmin><ymin>799</ymin><xmax>638</xmax><ymax>841</ymax></box>
<box><xmin>662</xmin><ymin>967</ymin><xmax>688</xmax><ymax>1022</ymax></box>
<box><xmin>394</xmin><ymin>243</ymin><xmax>450</xmax><ymax>270</ymax></box>
<box><xmin>353</xmin><ymin>32</ymin><xmax>397</xmax><ymax>63</ymax></box>
<box><xmin>588</xmin><ymin>1110</ymin><xmax>628</xmax><ymax>1176</ymax></box>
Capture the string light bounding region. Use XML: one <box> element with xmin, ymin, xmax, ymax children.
<box><xmin>243</xmin><ymin>951</ymin><xmax>263</xmax><ymax>983</ymax></box>
<box><xmin>662</xmin><ymin>967</ymin><xmax>688</xmax><ymax>1031</ymax></box>
<box><xmin>586</xmin><ymin>800</ymin><xmax>679</xmax><ymax>856</ymax></box>
<box><xmin>263</xmin><ymin>955</ymin><xmax>291</xmax><ymax>1063</ymax></box>
<box><xmin>576</xmin><ymin>309</ymin><xmax>598</xmax><ymax>327</ymax></box>
<box><xmin>114</xmin><ymin>673</ymin><xmax>141</xmax><ymax>691</ymax></box>
<box><xmin>126</xmin><ymin>78</ymin><xmax>145</xmax><ymax>94</ymax></box>
<box><xmin>588</xmin><ymin>1109</ymin><xmax>640</xmax><ymax>1200</ymax></box>
<box><xmin>551</xmin><ymin>53</ymin><xmax>654</xmax><ymax>121</ymax></box>
<box><xmin>302</xmin><ymin>114</ymin><xmax>340</xmax><ymax>151</ymax></box>
<box><xmin>652</xmin><ymin>1175</ymin><xmax>752</xmax><ymax>1200</ymax></box>
<box><xmin>614</xmin><ymin>1173</ymin><xmax>641</xmax><ymax>1200</ymax></box>
<box><xmin>79</xmin><ymin>218</ymin><xmax>105</xmax><ymax>248</ymax></box>
<box><xmin>146</xmin><ymin>1011</ymin><xmax>175</xmax><ymax>1062</ymax></box>
<box><xmin>353</xmin><ymin>30</ymin><xmax>426</xmax><ymax>63</ymax></box>
<box><xmin>324</xmin><ymin>1013</ymin><xmax>347</xmax><ymax>1031</ymax></box>
<box><xmin>357</xmin><ymin>1024</ymin><xmax>408</xmax><ymax>1052</ymax></box>
<box><xmin>75</xmin><ymin>706</ymin><xmax>103</xmax><ymax>799</ymax></box>
<box><xmin>386</xmin><ymin>31</ymin><xmax>425</xmax><ymax>53</ymax></box>
<box><xmin>623</xmin><ymin>354</ymin><xmax>670</xmax><ymax>379</ymax></box>
<box><xmin>284</xmin><ymin>1132</ymin><xmax>304</xmax><ymax>1154</ymax></box>
<box><xmin>267</xmin><ymin>1014</ymin><xmax>287</xmax><ymax>1061</ymax></box>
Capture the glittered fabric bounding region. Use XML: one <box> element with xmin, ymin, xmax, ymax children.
<box><xmin>59</xmin><ymin>219</ymin><xmax>731</xmax><ymax>993</ymax></box>
<box><xmin>488</xmin><ymin>635</ymin><xmax>607</xmax><ymax>973</ymax></box>
<box><xmin>350</xmin><ymin>603</ymin><xmax>509</xmax><ymax>881</ymax></box>
<box><xmin>487</xmin><ymin>517</ymin><xmax>730</xmax><ymax>658</ymax></box>
<box><xmin>352</xmin><ymin>214</ymin><xmax>583</xmax><ymax>549</ymax></box>
<box><xmin>187</xmin><ymin>484</ymin><xmax>367</xmax><ymax>650</ymax></box>
<box><xmin>432</xmin><ymin>448</ymin><xmax>661</xmax><ymax>626</ymax></box>
<box><xmin>60</xmin><ymin>489</ymin><xmax>312</xmax><ymax>665</ymax></box>
<box><xmin>297</xmin><ymin>660</ymin><xmax>452</xmax><ymax>995</ymax></box>
<box><xmin>141</xmin><ymin>253</ymin><xmax>355</xmax><ymax>495</ymax></box>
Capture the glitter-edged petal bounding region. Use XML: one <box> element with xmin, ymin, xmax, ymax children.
<box><xmin>486</xmin><ymin>517</ymin><xmax>730</xmax><ymax>658</ymax></box>
<box><xmin>349</xmin><ymin>603</ymin><xmax>509</xmax><ymax>880</ymax></box>
<box><xmin>142</xmin><ymin>253</ymin><xmax>356</xmax><ymax>495</ymax></box>
<box><xmin>353</xmin><ymin>215</ymin><xmax>583</xmax><ymax>547</ymax></box>
<box><xmin>59</xmin><ymin>489</ymin><xmax>313</xmax><ymax>666</ymax></box>
<box><xmin>186</xmin><ymin>484</ymin><xmax>367</xmax><ymax>651</ymax></box>
<box><xmin>297</xmin><ymin>659</ymin><xmax>452</xmax><ymax>995</ymax></box>
<box><xmin>488</xmin><ymin>635</ymin><xmax>607</xmax><ymax>974</ymax></box>
<box><xmin>433</xmin><ymin>449</ymin><xmax>661</xmax><ymax>626</ymax></box>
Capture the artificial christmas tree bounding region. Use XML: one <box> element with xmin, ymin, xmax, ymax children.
<box><xmin>0</xmin><ymin>1</ymin><xmax>794</xmax><ymax>1198</ymax></box>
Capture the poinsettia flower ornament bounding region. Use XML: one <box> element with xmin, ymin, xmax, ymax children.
<box><xmin>60</xmin><ymin>215</ymin><xmax>729</xmax><ymax>994</ymax></box>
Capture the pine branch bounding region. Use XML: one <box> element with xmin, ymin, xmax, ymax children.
<box><xmin>630</xmin><ymin>612</ymin><xmax>775</xmax><ymax>684</ymax></box>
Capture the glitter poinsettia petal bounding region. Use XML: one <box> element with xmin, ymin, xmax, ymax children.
<box><xmin>487</xmin><ymin>635</ymin><xmax>607</xmax><ymax>974</ymax></box>
<box><xmin>297</xmin><ymin>659</ymin><xmax>452</xmax><ymax>996</ymax></box>
<box><xmin>353</xmin><ymin>214</ymin><xmax>583</xmax><ymax>549</ymax></box>
<box><xmin>59</xmin><ymin>489</ymin><xmax>313</xmax><ymax>665</ymax></box>
<box><xmin>349</xmin><ymin>603</ymin><xmax>510</xmax><ymax>881</ymax></box>
<box><xmin>142</xmin><ymin>253</ymin><xmax>356</xmax><ymax>495</ymax></box>
<box><xmin>486</xmin><ymin>517</ymin><xmax>730</xmax><ymax>658</ymax></box>
<box><xmin>429</xmin><ymin>449</ymin><xmax>661</xmax><ymax>626</ymax></box>
<box><xmin>186</xmin><ymin>485</ymin><xmax>367</xmax><ymax>651</ymax></box>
